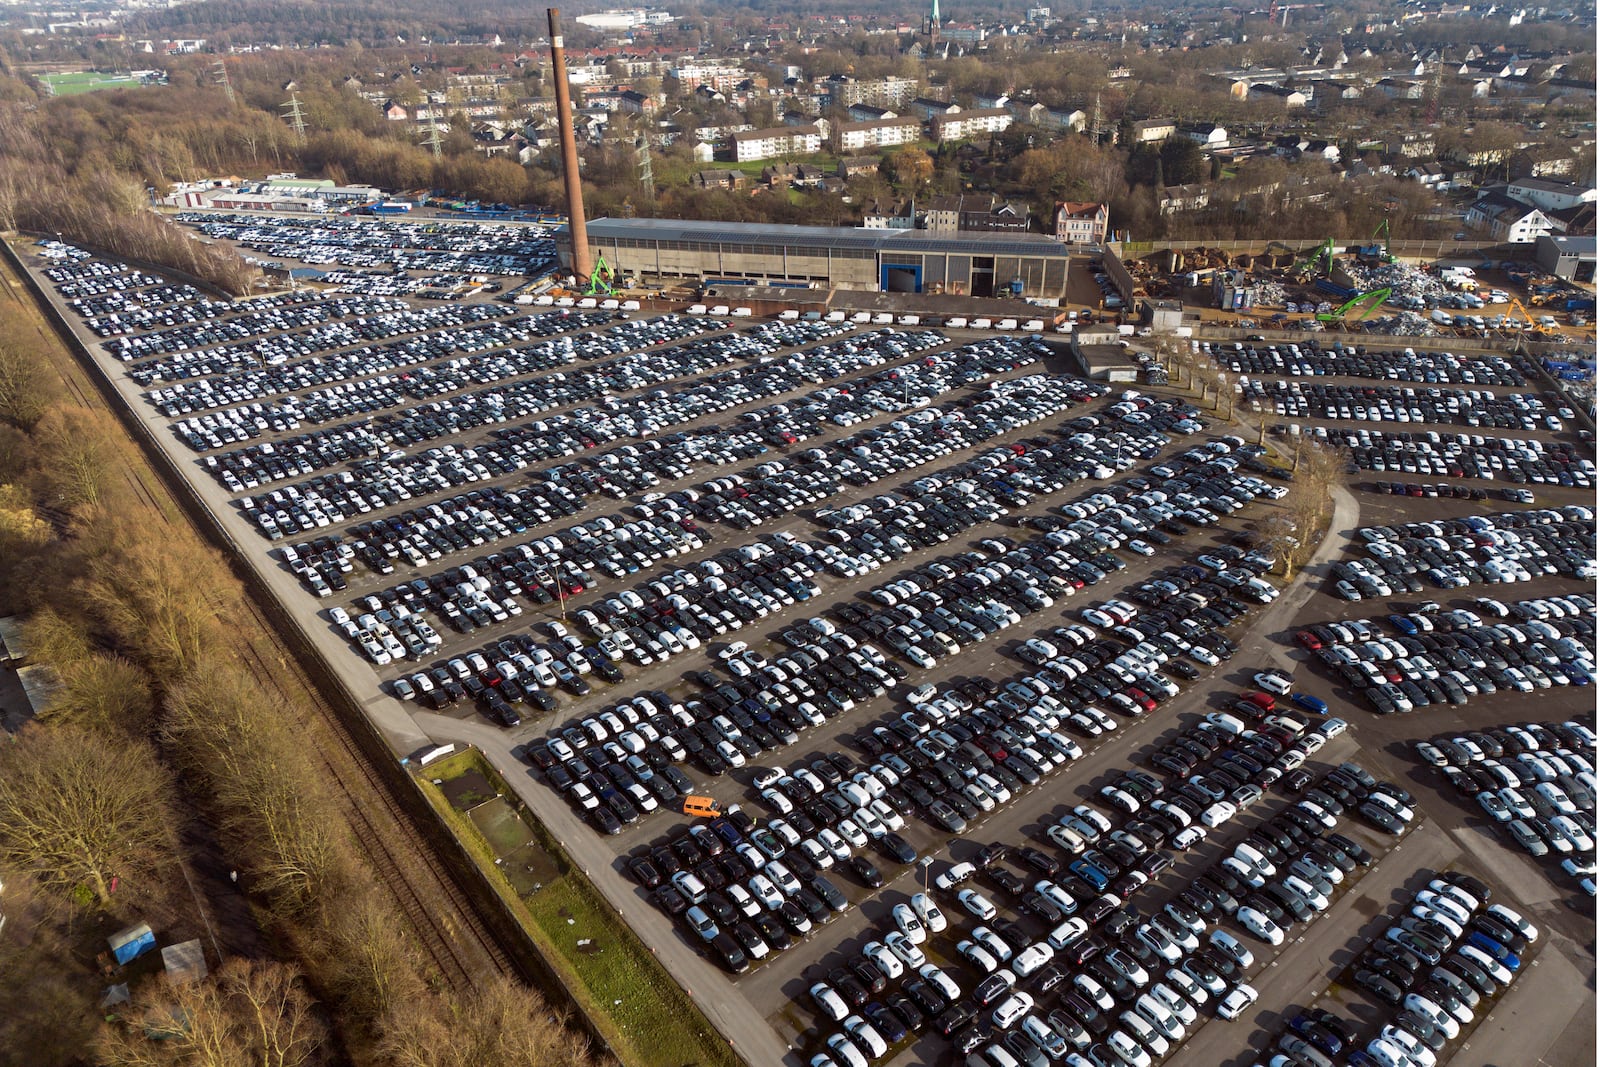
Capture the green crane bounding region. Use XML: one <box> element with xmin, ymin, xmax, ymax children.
<box><xmin>584</xmin><ymin>252</ymin><xmax>617</xmax><ymax>297</ymax></box>
<box><xmin>1293</xmin><ymin>237</ymin><xmax>1336</xmax><ymax>279</ymax></box>
<box><xmin>1316</xmin><ymin>287</ymin><xmax>1392</xmax><ymax>323</ymax></box>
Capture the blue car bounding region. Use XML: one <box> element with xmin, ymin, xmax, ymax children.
<box><xmin>1069</xmin><ymin>858</ymin><xmax>1111</xmax><ymax>891</ymax></box>
<box><xmin>1467</xmin><ymin>931</ymin><xmax>1521</xmax><ymax>970</ymax></box>
<box><xmin>1388</xmin><ymin>614</ymin><xmax>1419</xmax><ymax>636</ymax></box>
<box><xmin>1290</xmin><ymin>692</ymin><xmax>1329</xmax><ymax>715</ymax></box>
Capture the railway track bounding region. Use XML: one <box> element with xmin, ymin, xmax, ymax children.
<box><xmin>2</xmin><ymin>250</ymin><xmax>516</xmax><ymax>999</ymax></box>
<box><xmin>220</xmin><ymin>582</ymin><xmax>515</xmax><ymax>995</ymax></box>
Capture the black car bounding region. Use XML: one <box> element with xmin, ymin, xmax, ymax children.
<box><xmin>848</xmin><ymin>855</ymin><xmax>885</xmax><ymax>888</ymax></box>
<box><xmin>710</xmin><ymin>931</ymin><xmax>748</xmax><ymax>974</ymax></box>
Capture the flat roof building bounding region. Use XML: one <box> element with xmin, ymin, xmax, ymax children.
<box><xmin>575</xmin><ymin>218</ymin><xmax>1080</xmax><ymax>299</ymax></box>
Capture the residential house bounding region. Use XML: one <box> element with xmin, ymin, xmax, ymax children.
<box><xmin>1505</xmin><ymin>177</ymin><xmax>1597</xmax><ymax>213</ymax></box>
<box><xmin>1180</xmin><ymin>123</ymin><xmax>1228</xmax><ymax>150</ymax></box>
<box><xmin>860</xmin><ymin>198</ymin><xmax>914</xmax><ymax>229</ymax></box>
<box><xmin>1305</xmin><ymin>79</ymin><xmax>1362</xmax><ymax>105</ymax></box>
<box><xmin>824</xmin><ymin>74</ymin><xmax>921</xmax><ymax>110</ymax></box>
<box><xmin>837</xmin><ymin>156</ymin><xmax>881</xmax><ymax>178</ymax></box>
<box><xmin>848</xmin><ymin>103</ymin><xmax>897</xmax><ymax>122</ymax></box>
<box><xmin>381</xmin><ymin>100</ymin><xmax>409</xmax><ymax>121</ymax></box>
<box><xmin>908</xmin><ymin>96</ymin><xmax>961</xmax><ymax>121</ymax></box>
<box><xmin>1375</xmin><ymin>77</ymin><xmax>1424</xmax><ymax>100</ymax></box>
<box><xmin>838</xmin><ymin>117</ymin><xmax>922</xmax><ymax>152</ymax></box>
<box><xmin>618</xmin><ymin>90</ymin><xmax>658</xmax><ymax>115</ymax></box>
<box><xmin>930</xmin><ymin>108</ymin><xmax>1012</xmax><ymax>143</ymax></box>
<box><xmin>1159</xmin><ymin>184</ymin><xmax>1210</xmax><ymax>215</ymax></box>
<box><xmin>690</xmin><ymin>141</ymin><xmax>715</xmax><ymax>163</ymax></box>
<box><xmin>1548</xmin><ymin>203</ymin><xmax>1596</xmax><ymax>237</ymax></box>
<box><xmin>1406</xmin><ymin>162</ymin><xmax>1447</xmax><ymax>188</ymax></box>
<box><xmin>958</xmin><ymin>194</ymin><xmax>1031</xmax><ymax>233</ymax></box>
<box><xmin>921</xmin><ymin>195</ymin><xmax>963</xmax><ymax>234</ymax></box>
<box><xmin>1465</xmin><ymin>191</ymin><xmax>1554</xmax><ymax>243</ymax></box>
<box><xmin>1394</xmin><ymin>132</ymin><xmax>1436</xmax><ymax>159</ymax></box>
<box><xmin>1038</xmin><ymin>107</ymin><xmax>1086</xmax><ymax>132</ymax></box>
<box><xmin>1130</xmin><ymin>118</ymin><xmax>1176</xmax><ymax>144</ymax></box>
<box><xmin>1510</xmin><ymin>150</ymin><xmax>1579</xmax><ymax>180</ymax></box>
<box><xmin>1250</xmin><ymin>84</ymin><xmax>1309</xmax><ymax>108</ymax></box>
<box><xmin>1054</xmin><ymin>201</ymin><xmax>1109</xmax><ymax>244</ymax></box>
<box><xmin>731</xmin><ymin>125</ymin><xmax>822</xmax><ymax>162</ymax></box>
<box><xmin>693</xmin><ymin>170</ymin><xmax>747</xmax><ymax>191</ymax></box>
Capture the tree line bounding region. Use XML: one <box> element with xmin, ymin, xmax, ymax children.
<box><xmin>0</xmin><ymin>270</ymin><xmax>597</xmax><ymax>1066</ymax></box>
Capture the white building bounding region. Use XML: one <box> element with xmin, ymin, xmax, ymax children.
<box><xmin>1505</xmin><ymin>178</ymin><xmax>1597</xmax><ymax>214</ymax></box>
<box><xmin>838</xmin><ymin>118</ymin><xmax>923</xmax><ymax>151</ymax></box>
<box><xmin>732</xmin><ymin>125</ymin><xmax>822</xmax><ymax>162</ymax></box>
<box><xmin>930</xmin><ymin>108</ymin><xmax>1012</xmax><ymax>143</ymax></box>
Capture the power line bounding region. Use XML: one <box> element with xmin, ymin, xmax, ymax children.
<box><xmin>281</xmin><ymin>91</ymin><xmax>308</xmax><ymax>143</ymax></box>
<box><xmin>212</xmin><ymin>59</ymin><xmax>235</xmax><ymax>106</ymax></box>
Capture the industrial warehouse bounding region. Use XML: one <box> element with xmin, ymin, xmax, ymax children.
<box><xmin>573</xmin><ymin>217</ymin><xmax>1079</xmax><ymax>300</ymax></box>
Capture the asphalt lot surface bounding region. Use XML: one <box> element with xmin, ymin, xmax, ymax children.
<box><xmin>19</xmin><ymin>232</ymin><xmax>1594</xmax><ymax>1067</ymax></box>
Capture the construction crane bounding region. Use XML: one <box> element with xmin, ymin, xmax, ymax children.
<box><xmin>1316</xmin><ymin>287</ymin><xmax>1391</xmax><ymax>323</ymax></box>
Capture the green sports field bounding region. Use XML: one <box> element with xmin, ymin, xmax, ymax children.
<box><xmin>38</xmin><ymin>71</ymin><xmax>145</xmax><ymax>95</ymax></box>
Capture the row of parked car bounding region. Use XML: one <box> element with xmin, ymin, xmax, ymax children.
<box><xmin>1366</xmin><ymin>482</ymin><xmax>1493</xmax><ymax>501</ymax></box>
<box><xmin>518</xmin><ymin>415</ymin><xmax>1292</xmax><ymax>829</ymax></box>
<box><xmin>1414</xmin><ymin>718</ymin><xmax>1597</xmax><ymax>890</ymax></box>
<box><xmin>318</xmin><ymin>349</ymin><xmax>1119</xmax><ymax>655</ymax></box>
<box><xmin>1319</xmin><ymin>425</ymin><xmax>1595</xmax><ymax>488</ymax></box>
<box><xmin>168</xmin><ymin>308</ymin><xmax>716</xmax><ymax>434</ymax></box>
<box><xmin>1337</xmin><ymin>872</ymin><xmax>1539</xmax><ymax>1067</ymax></box>
<box><xmin>178</xmin><ymin>212</ymin><xmax>559</xmax><ymax>278</ymax></box>
<box><xmin>41</xmin><ymin>254</ymin><xmax>234</xmax><ymax>332</ymax></box>
<box><xmin>1331</xmin><ymin>507</ymin><xmax>1597</xmax><ymax>600</ymax></box>
<box><xmin>1237</xmin><ymin>379</ymin><xmax>1563</xmax><ymax>432</ymax></box>
<box><xmin>234</xmin><ymin>331</ymin><xmax>925</xmax><ymax>536</ymax></box>
<box><xmin>1202</xmin><ymin>341</ymin><xmax>1525</xmax><ymax>388</ymax></box>
<box><xmin>228</xmin><ymin>322</ymin><xmax>985</xmax><ymax>527</ymax></box>
<box><xmin>199</xmin><ymin>316</ymin><xmax>839</xmax><ymax>493</ymax></box>
<box><xmin>1300</xmin><ymin>594</ymin><xmax>1596</xmax><ymax>715</ymax></box>
<box><xmin>924</xmin><ymin>752</ymin><xmax>1406</xmax><ymax>1067</ymax></box>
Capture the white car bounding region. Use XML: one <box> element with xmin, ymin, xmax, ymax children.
<box><xmin>842</xmin><ymin>1015</ymin><xmax>887</xmax><ymax>1060</ymax></box>
<box><xmin>885</xmin><ymin>931</ymin><xmax>927</xmax><ymax>969</ymax></box>
<box><xmin>957</xmin><ymin>939</ymin><xmax>1001</xmax><ymax>974</ymax></box>
<box><xmin>1235</xmin><ymin>906</ymin><xmax>1285</xmax><ymax>946</ymax></box>
<box><xmin>811</xmin><ymin>982</ymin><xmax>849</xmax><ymax>1022</ymax></box>
<box><xmin>919</xmin><ymin>963</ymin><xmax>962</xmax><ymax>1001</ymax></box>
<box><xmin>1215</xmin><ymin>983</ymin><xmax>1258</xmax><ymax>1020</ymax></box>
<box><xmin>862</xmin><ymin>941</ymin><xmax>904</xmax><ymax>981</ymax></box>
<box><xmin>1254</xmin><ymin>670</ymin><xmax>1293</xmax><ymax>695</ymax></box>
<box><xmin>959</xmin><ymin>888</ymin><xmax>999</xmax><ymax>921</ymax></box>
<box><xmin>934</xmin><ymin>862</ymin><xmax>976</xmax><ymax>891</ymax></box>
<box><xmin>893</xmin><ymin>902</ymin><xmax>928</xmax><ymax>944</ymax></box>
<box><xmin>911</xmin><ymin>892</ymin><xmax>948</xmax><ymax>933</ymax></box>
<box><xmin>1208</xmin><ymin>929</ymin><xmax>1255</xmax><ymax>969</ymax></box>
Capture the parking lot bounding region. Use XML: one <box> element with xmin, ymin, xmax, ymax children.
<box><xmin>24</xmin><ymin>235</ymin><xmax>1595</xmax><ymax>1067</ymax></box>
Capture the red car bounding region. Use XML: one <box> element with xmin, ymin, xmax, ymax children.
<box><xmin>1126</xmin><ymin>688</ymin><xmax>1158</xmax><ymax>712</ymax></box>
<box><xmin>1294</xmin><ymin>631</ymin><xmax>1323</xmax><ymax>651</ymax></box>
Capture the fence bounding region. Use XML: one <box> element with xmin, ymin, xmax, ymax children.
<box><xmin>1110</xmin><ymin>237</ymin><xmax>1523</xmax><ymax>265</ymax></box>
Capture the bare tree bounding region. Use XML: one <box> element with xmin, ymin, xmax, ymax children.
<box><xmin>378</xmin><ymin>974</ymin><xmax>593</xmax><ymax>1067</ymax></box>
<box><xmin>87</xmin><ymin>535</ymin><xmax>225</xmax><ymax>677</ymax></box>
<box><xmin>96</xmin><ymin>958</ymin><xmax>329</xmax><ymax>1067</ymax></box>
<box><xmin>162</xmin><ymin>665</ymin><xmax>348</xmax><ymax>915</ymax></box>
<box><xmin>0</xmin><ymin>723</ymin><xmax>175</xmax><ymax>906</ymax></box>
<box><xmin>0</xmin><ymin>338</ymin><xmax>54</xmax><ymax>432</ymax></box>
<box><xmin>45</xmin><ymin>652</ymin><xmax>157</xmax><ymax>737</ymax></box>
<box><xmin>31</xmin><ymin>405</ymin><xmax>121</xmax><ymax>511</ymax></box>
<box><xmin>326</xmin><ymin>894</ymin><xmax>429</xmax><ymax>1021</ymax></box>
